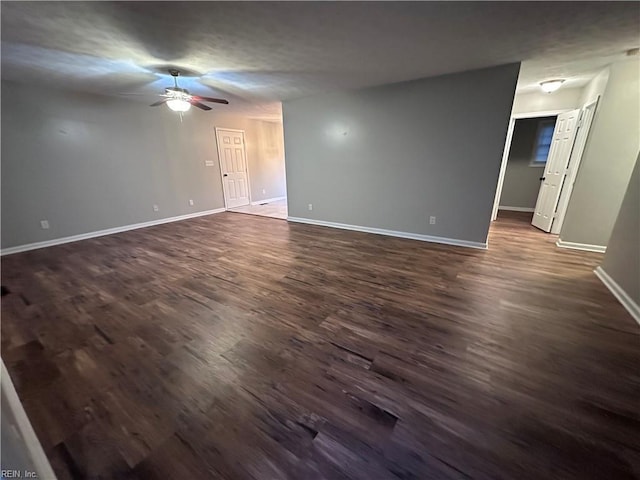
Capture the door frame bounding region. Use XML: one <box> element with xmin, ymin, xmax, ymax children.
<box><xmin>491</xmin><ymin>109</ymin><xmax>570</xmax><ymax>222</ymax></box>
<box><xmin>550</xmin><ymin>98</ymin><xmax>599</xmax><ymax>234</ymax></box>
<box><xmin>214</xmin><ymin>127</ymin><xmax>252</xmax><ymax>210</ymax></box>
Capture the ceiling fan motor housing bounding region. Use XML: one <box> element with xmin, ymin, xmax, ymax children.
<box><xmin>166</xmin><ymin>87</ymin><xmax>190</xmax><ymax>95</ymax></box>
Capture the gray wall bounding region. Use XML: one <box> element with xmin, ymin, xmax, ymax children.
<box><xmin>560</xmin><ymin>58</ymin><xmax>640</xmax><ymax>247</ymax></box>
<box><xmin>579</xmin><ymin>67</ymin><xmax>610</xmax><ymax>106</ymax></box>
<box><xmin>601</xmin><ymin>154</ymin><xmax>639</xmax><ymax>306</ymax></box>
<box><xmin>500</xmin><ymin>117</ymin><xmax>555</xmax><ymax>209</ymax></box>
<box><xmin>283</xmin><ymin>63</ymin><xmax>520</xmax><ymax>245</ymax></box>
<box><xmin>1</xmin><ymin>81</ymin><xmax>285</xmax><ymax>249</ymax></box>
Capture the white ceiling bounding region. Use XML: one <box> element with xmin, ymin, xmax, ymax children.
<box><xmin>1</xmin><ymin>2</ymin><xmax>638</xmax><ymax>120</ymax></box>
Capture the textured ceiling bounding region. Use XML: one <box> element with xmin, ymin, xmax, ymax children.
<box><xmin>1</xmin><ymin>2</ymin><xmax>638</xmax><ymax>120</ymax></box>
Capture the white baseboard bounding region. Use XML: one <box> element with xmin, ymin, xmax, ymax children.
<box><xmin>556</xmin><ymin>239</ymin><xmax>607</xmax><ymax>253</ymax></box>
<box><xmin>1</xmin><ymin>208</ymin><xmax>226</xmax><ymax>256</ymax></box>
<box><xmin>594</xmin><ymin>267</ymin><xmax>640</xmax><ymax>326</ymax></box>
<box><xmin>251</xmin><ymin>196</ymin><xmax>286</xmax><ymax>206</ymax></box>
<box><xmin>287</xmin><ymin>217</ymin><xmax>487</xmax><ymax>250</ymax></box>
<box><xmin>498</xmin><ymin>206</ymin><xmax>535</xmax><ymax>212</ymax></box>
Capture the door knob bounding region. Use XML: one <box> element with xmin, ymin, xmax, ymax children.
<box><xmin>539</xmin><ymin>177</ymin><xmax>545</xmax><ymax>181</ymax></box>
<box><xmin>223</xmin><ymin>174</ymin><xmax>228</xmax><ymax>177</ymax></box>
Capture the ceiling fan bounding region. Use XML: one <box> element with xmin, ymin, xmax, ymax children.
<box><xmin>151</xmin><ymin>69</ymin><xmax>229</xmax><ymax>112</ymax></box>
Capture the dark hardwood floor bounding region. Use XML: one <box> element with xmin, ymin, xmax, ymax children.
<box><xmin>2</xmin><ymin>210</ymin><xmax>638</xmax><ymax>479</ymax></box>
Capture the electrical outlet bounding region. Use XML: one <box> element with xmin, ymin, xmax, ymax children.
<box><xmin>40</xmin><ymin>220</ymin><xmax>50</xmax><ymax>230</ymax></box>
<box><xmin>153</xmin><ymin>204</ymin><xmax>159</xmax><ymax>212</ymax></box>
<box><xmin>429</xmin><ymin>216</ymin><xmax>436</xmax><ymax>225</ymax></box>
<box><xmin>308</xmin><ymin>203</ymin><xmax>313</xmax><ymax>211</ymax></box>
<box><xmin>262</xmin><ymin>189</ymin><xmax>266</xmax><ymax>195</ymax></box>
<box><xmin>188</xmin><ymin>199</ymin><xmax>194</xmax><ymax>206</ymax></box>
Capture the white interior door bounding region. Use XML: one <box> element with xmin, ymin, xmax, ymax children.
<box><xmin>532</xmin><ymin>109</ymin><xmax>580</xmax><ymax>232</ymax></box>
<box><xmin>550</xmin><ymin>100</ymin><xmax>598</xmax><ymax>234</ymax></box>
<box><xmin>216</xmin><ymin>129</ymin><xmax>250</xmax><ymax>209</ymax></box>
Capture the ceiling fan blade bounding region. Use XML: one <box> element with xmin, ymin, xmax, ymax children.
<box><xmin>150</xmin><ymin>99</ymin><xmax>168</xmax><ymax>107</ymax></box>
<box><xmin>192</xmin><ymin>96</ymin><xmax>229</xmax><ymax>105</ymax></box>
<box><xmin>190</xmin><ymin>101</ymin><xmax>212</xmax><ymax>111</ymax></box>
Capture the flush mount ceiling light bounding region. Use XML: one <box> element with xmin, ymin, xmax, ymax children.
<box><xmin>540</xmin><ymin>79</ymin><xmax>565</xmax><ymax>93</ymax></box>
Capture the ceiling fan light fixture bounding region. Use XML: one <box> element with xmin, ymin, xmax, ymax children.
<box><xmin>540</xmin><ymin>79</ymin><xmax>565</xmax><ymax>93</ymax></box>
<box><xmin>167</xmin><ymin>99</ymin><xmax>191</xmax><ymax>112</ymax></box>
<box><xmin>148</xmin><ymin>69</ymin><xmax>227</xmax><ymax>112</ymax></box>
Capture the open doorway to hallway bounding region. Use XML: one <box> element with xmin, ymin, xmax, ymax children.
<box><xmin>215</xmin><ymin>118</ymin><xmax>288</xmax><ymax>220</ymax></box>
<box><xmin>497</xmin><ymin>115</ymin><xmax>558</xmax><ymax>227</ymax></box>
<box><xmin>492</xmin><ymin>100</ymin><xmax>598</xmax><ymax>237</ymax></box>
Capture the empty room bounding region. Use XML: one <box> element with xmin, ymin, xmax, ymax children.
<box><xmin>1</xmin><ymin>2</ymin><xmax>639</xmax><ymax>479</ymax></box>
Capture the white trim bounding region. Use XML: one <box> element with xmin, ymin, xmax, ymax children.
<box><xmin>594</xmin><ymin>266</ymin><xmax>640</xmax><ymax>326</ymax></box>
<box><xmin>498</xmin><ymin>206</ymin><xmax>535</xmax><ymax>212</ymax></box>
<box><xmin>492</xmin><ymin>108</ymin><xmax>571</xmax><ymax>221</ymax></box>
<box><xmin>491</xmin><ymin>117</ymin><xmax>516</xmax><ymax>221</ymax></box>
<box><xmin>556</xmin><ymin>239</ymin><xmax>606</xmax><ymax>253</ymax></box>
<box><xmin>214</xmin><ymin>127</ymin><xmax>252</xmax><ymax>209</ymax></box>
<box><xmin>214</xmin><ymin>127</ymin><xmax>245</xmax><ymax>133</ymax></box>
<box><xmin>287</xmin><ymin>217</ymin><xmax>487</xmax><ymax>250</ymax></box>
<box><xmin>2</xmin><ymin>360</ymin><xmax>58</xmax><ymax>479</ymax></box>
<box><xmin>1</xmin><ymin>208</ymin><xmax>225</xmax><ymax>256</ymax></box>
<box><xmin>512</xmin><ymin>109</ymin><xmax>570</xmax><ymax>119</ymax></box>
<box><xmin>250</xmin><ymin>196</ymin><xmax>286</xmax><ymax>206</ymax></box>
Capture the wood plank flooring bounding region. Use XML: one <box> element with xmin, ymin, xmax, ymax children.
<box><xmin>2</xmin><ymin>210</ymin><xmax>638</xmax><ymax>480</ymax></box>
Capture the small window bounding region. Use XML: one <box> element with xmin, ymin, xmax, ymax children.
<box><xmin>530</xmin><ymin>120</ymin><xmax>556</xmax><ymax>166</ymax></box>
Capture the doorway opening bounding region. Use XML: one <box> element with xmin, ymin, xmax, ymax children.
<box><xmin>215</xmin><ymin>124</ymin><xmax>288</xmax><ymax>220</ymax></box>
<box><xmin>491</xmin><ymin>99</ymin><xmax>599</xmax><ymax>237</ymax></box>
<box><xmin>496</xmin><ymin>115</ymin><xmax>557</xmax><ymax>225</ymax></box>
